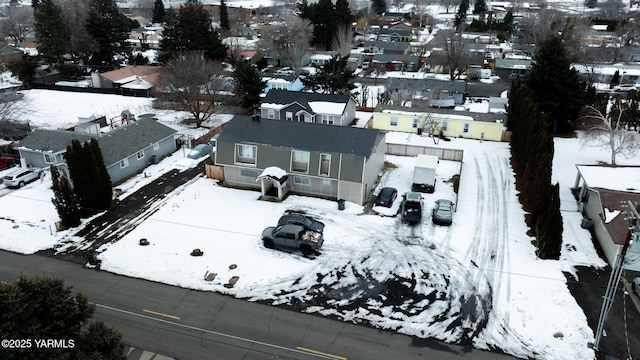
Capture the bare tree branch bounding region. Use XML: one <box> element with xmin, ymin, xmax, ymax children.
<box><xmin>0</xmin><ymin>4</ymin><xmax>33</xmax><ymax>43</ymax></box>
<box><xmin>577</xmin><ymin>104</ymin><xmax>640</xmax><ymax>165</ymax></box>
<box><xmin>157</xmin><ymin>51</ymin><xmax>227</xmax><ymax>128</ymax></box>
<box><xmin>259</xmin><ymin>15</ymin><xmax>313</xmax><ymax>70</ymax></box>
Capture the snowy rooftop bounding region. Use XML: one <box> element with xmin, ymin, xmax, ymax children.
<box><xmin>577</xmin><ymin>165</ymin><xmax>640</xmax><ymax>193</ymax></box>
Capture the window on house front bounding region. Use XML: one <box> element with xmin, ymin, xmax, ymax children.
<box><xmin>44</xmin><ymin>153</ymin><xmax>56</xmax><ymax>164</ymax></box>
<box><xmin>319</xmin><ymin>153</ymin><xmax>331</xmax><ymax>176</ymax></box>
<box><xmin>153</xmin><ymin>142</ymin><xmax>160</xmax><ymax>150</ymax></box>
<box><xmin>235</xmin><ymin>144</ymin><xmax>257</xmax><ymax>165</ymax></box>
<box><xmin>291</xmin><ymin>150</ymin><xmax>310</xmax><ymax>173</ymax></box>
<box><xmin>463</xmin><ymin>123</ymin><xmax>470</xmax><ymax>133</ymax></box>
<box><xmin>390</xmin><ymin>117</ymin><xmax>398</xmax><ymax>126</ymax></box>
<box><xmin>267</xmin><ymin>109</ymin><xmax>275</xmax><ymax>119</ymax></box>
<box><xmin>240</xmin><ymin>169</ymin><xmax>260</xmax><ymax>178</ymax></box>
<box><xmin>441</xmin><ymin>121</ymin><xmax>448</xmax><ymax>131</ymax></box>
<box><xmin>286</xmin><ymin>112</ymin><xmax>293</xmax><ymax>121</ymax></box>
<box><xmin>137</xmin><ymin>151</ymin><xmax>144</xmax><ymax>160</ymax></box>
<box><xmin>273</xmin><ymin>83</ymin><xmax>287</xmax><ymax>90</ymax></box>
<box><xmin>321</xmin><ymin>115</ymin><xmax>334</xmax><ymax>125</ymax></box>
<box><xmin>120</xmin><ymin>158</ymin><xmax>129</xmax><ymax>168</ymax></box>
<box><xmin>294</xmin><ymin>176</ymin><xmax>310</xmax><ymax>185</ymax></box>
<box><xmin>412</xmin><ymin>118</ymin><xmax>419</xmax><ymax>128</ymax></box>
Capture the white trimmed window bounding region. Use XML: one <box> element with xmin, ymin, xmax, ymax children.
<box><xmin>120</xmin><ymin>158</ymin><xmax>129</xmax><ymax>168</ymax></box>
<box><xmin>235</xmin><ymin>144</ymin><xmax>257</xmax><ymax>165</ymax></box>
<box><xmin>137</xmin><ymin>151</ymin><xmax>144</xmax><ymax>160</ymax></box>
<box><xmin>286</xmin><ymin>112</ymin><xmax>293</xmax><ymax>121</ymax></box>
<box><xmin>412</xmin><ymin>118</ymin><xmax>419</xmax><ymax>128</ymax></box>
<box><xmin>441</xmin><ymin>121</ymin><xmax>448</xmax><ymax>131</ymax></box>
<box><xmin>390</xmin><ymin>117</ymin><xmax>398</xmax><ymax>126</ymax></box>
<box><xmin>319</xmin><ymin>153</ymin><xmax>330</xmax><ymax>176</ymax></box>
<box><xmin>463</xmin><ymin>123</ymin><xmax>470</xmax><ymax>133</ymax></box>
<box><xmin>294</xmin><ymin>176</ymin><xmax>310</xmax><ymax>185</ymax></box>
<box><xmin>153</xmin><ymin>142</ymin><xmax>160</xmax><ymax>150</ymax></box>
<box><xmin>321</xmin><ymin>115</ymin><xmax>334</xmax><ymax>125</ymax></box>
<box><xmin>44</xmin><ymin>153</ymin><xmax>56</xmax><ymax>164</ymax></box>
<box><xmin>267</xmin><ymin>109</ymin><xmax>275</xmax><ymax>119</ymax></box>
<box><xmin>291</xmin><ymin>150</ymin><xmax>310</xmax><ymax>173</ymax></box>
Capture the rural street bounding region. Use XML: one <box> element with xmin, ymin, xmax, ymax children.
<box><xmin>0</xmin><ymin>250</ymin><xmax>518</xmax><ymax>360</ymax></box>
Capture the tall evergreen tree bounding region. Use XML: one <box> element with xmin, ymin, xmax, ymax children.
<box><xmin>85</xmin><ymin>0</ymin><xmax>131</xmax><ymax>68</ymax></box>
<box><xmin>50</xmin><ymin>165</ymin><xmax>81</xmax><ymax>228</ymax></box>
<box><xmin>299</xmin><ymin>0</ymin><xmax>338</xmax><ymax>50</ymax></box>
<box><xmin>88</xmin><ymin>138</ymin><xmax>112</xmax><ymax>211</ymax></box>
<box><xmin>232</xmin><ymin>59</ymin><xmax>266</xmax><ymax>108</ymax></box>
<box><xmin>159</xmin><ymin>0</ymin><xmax>226</xmax><ymax>62</ymax></box>
<box><xmin>219</xmin><ymin>0</ymin><xmax>230</xmax><ymax>31</ymax></box>
<box><xmin>335</xmin><ymin>0</ymin><xmax>354</xmax><ymax>28</ymax></box>
<box><xmin>152</xmin><ymin>0</ymin><xmax>165</xmax><ymax>24</ymax></box>
<box><xmin>65</xmin><ymin>139</ymin><xmax>111</xmax><ymax>217</ymax></box>
<box><xmin>0</xmin><ymin>275</ymin><xmax>126</xmax><ymax>359</ymax></box>
<box><xmin>302</xmin><ymin>55</ymin><xmax>355</xmax><ymax>94</ymax></box>
<box><xmin>525</xmin><ymin>34</ymin><xmax>585</xmax><ymax>134</ymax></box>
<box><xmin>66</xmin><ymin>139</ymin><xmax>94</xmax><ymax>216</ymax></box>
<box><xmin>371</xmin><ymin>0</ymin><xmax>386</xmax><ymax>15</ymax></box>
<box><xmin>33</xmin><ymin>0</ymin><xmax>70</xmax><ymax>64</ymax></box>
<box><xmin>454</xmin><ymin>0</ymin><xmax>469</xmax><ymax>29</ymax></box>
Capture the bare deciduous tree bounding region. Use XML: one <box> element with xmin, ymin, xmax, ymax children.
<box><xmin>426</xmin><ymin>118</ymin><xmax>441</xmax><ymax>144</ymax></box>
<box><xmin>0</xmin><ymin>91</ymin><xmax>30</xmax><ymax>140</ymax></box>
<box><xmin>578</xmin><ymin>104</ymin><xmax>640</xmax><ymax>166</ymax></box>
<box><xmin>157</xmin><ymin>51</ymin><xmax>227</xmax><ymax>128</ymax></box>
<box><xmin>57</xmin><ymin>0</ymin><xmax>96</xmax><ymax>62</ymax></box>
<box><xmin>431</xmin><ymin>33</ymin><xmax>473</xmax><ymax>80</ymax></box>
<box><xmin>514</xmin><ymin>9</ymin><xmax>586</xmax><ymax>56</ymax></box>
<box><xmin>331</xmin><ymin>24</ymin><xmax>354</xmax><ymax>57</ymax></box>
<box><xmin>0</xmin><ymin>4</ymin><xmax>33</xmax><ymax>43</ymax></box>
<box><xmin>259</xmin><ymin>15</ymin><xmax>313</xmax><ymax>70</ymax></box>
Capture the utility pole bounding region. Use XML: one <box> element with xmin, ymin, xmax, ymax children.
<box><xmin>593</xmin><ymin>200</ymin><xmax>638</xmax><ymax>352</ymax></box>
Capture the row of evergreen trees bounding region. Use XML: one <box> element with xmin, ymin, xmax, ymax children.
<box><xmin>506</xmin><ymin>33</ymin><xmax>586</xmax><ymax>259</ymax></box>
<box><xmin>51</xmin><ymin>139</ymin><xmax>113</xmax><ymax>228</ymax></box>
<box><xmin>507</xmin><ymin>82</ymin><xmax>563</xmax><ymax>259</ymax></box>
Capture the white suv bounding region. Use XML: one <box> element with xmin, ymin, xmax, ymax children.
<box><xmin>3</xmin><ymin>167</ymin><xmax>43</xmax><ymax>188</ymax></box>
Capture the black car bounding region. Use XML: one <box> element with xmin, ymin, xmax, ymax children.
<box><xmin>375</xmin><ymin>187</ymin><xmax>397</xmax><ymax>207</ymax></box>
<box><xmin>277</xmin><ymin>213</ymin><xmax>325</xmax><ymax>233</ymax></box>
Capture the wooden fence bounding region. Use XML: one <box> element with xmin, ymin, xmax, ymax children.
<box><xmin>385</xmin><ymin>143</ymin><xmax>464</xmax><ymax>161</ymax></box>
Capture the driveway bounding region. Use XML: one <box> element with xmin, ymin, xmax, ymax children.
<box><xmin>43</xmin><ymin>162</ymin><xmax>206</xmax><ymax>263</ymax></box>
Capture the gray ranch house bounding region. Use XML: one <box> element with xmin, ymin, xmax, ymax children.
<box><xmin>259</xmin><ymin>89</ymin><xmax>357</xmax><ymax>126</ymax></box>
<box><xmin>214</xmin><ymin>116</ymin><xmax>386</xmax><ymax>205</ymax></box>
<box><xmin>16</xmin><ymin>118</ymin><xmax>177</xmax><ymax>185</ymax></box>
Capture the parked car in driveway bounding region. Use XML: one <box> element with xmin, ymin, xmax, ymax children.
<box><xmin>0</xmin><ymin>156</ymin><xmax>15</xmax><ymax>170</ymax></box>
<box><xmin>278</xmin><ymin>213</ymin><xmax>325</xmax><ymax>233</ymax></box>
<box><xmin>187</xmin><ymin>144</ymin><xmax>213</xmax><ymax>160</ymax></box>
<box><xmin>432</xmin><ymin>199</ymin><xmax>454</xmax><ymax>225</ymax></box>
<box><xmin>375</xmin><ymin>187</ymin><xmax>397</xmax><ymax>207</ymax></box>
<box><xmin>401</xmin><ymin>192</ymin><xmax>423</xmax><ymax>224</ymax></box>
<box><xmin>3</xmin><ymin>167</ymin><xmax>43</xmax><ymax>188</ymax></box>
<box><xmin>261</xmin><ymin>224</ymin><xmax>323</xmax><ymax>256</ymax></box>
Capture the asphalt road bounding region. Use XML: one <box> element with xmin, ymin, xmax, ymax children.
<box><xmin>0</xmin><ymin>250</ymin><xmax>518</xmax><ymax>360</ymax></box>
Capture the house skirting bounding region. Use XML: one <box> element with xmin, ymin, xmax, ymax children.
<box><xmin>222</xmin><ymin>165</ymin><xmax>365</xmax><ymax>205</ymax></box>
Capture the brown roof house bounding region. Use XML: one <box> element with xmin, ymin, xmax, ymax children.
<box><xmin>91</xmin><ymin>65</ymin><xmax>162</xmax><ymax>91</ymax></box>
<box><xmin>574</xmin><ymin>165</ymin><xmax>640</xmax><ymax>272</ymax></box>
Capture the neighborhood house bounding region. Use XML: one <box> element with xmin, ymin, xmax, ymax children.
<box><xmin>16</xmin><ymin>118</ymin><xmax>177</xmax><ymax>185</ymax></box>
<box><xmin>259</xmin><ymin>89</ymin><xmax>357</xmax><ymax>126</ymax></box>
<box><xmin>214</xmin><ymin>116</ymin><xmax>386</xmax><ymax>205</ymax></box>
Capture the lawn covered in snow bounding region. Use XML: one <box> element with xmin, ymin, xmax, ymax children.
<box><xmin>0</xmin><ymin>89</ymin><xmax>625</xmax><ymax>360</ymax></box>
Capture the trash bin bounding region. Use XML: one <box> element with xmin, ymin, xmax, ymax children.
<box><xmin>337</xmin><ymin>199</ymin><xmax>345</xmax><ymax>210</ymax></box>
<box><xmin>581</xmin><ymin>217</ymin><xmax>593</xmax><ymax>229</ymax></box>
<box><xmin>150</xmin><ymin>155</ymin><xmax>158</xmax><ymax>164</ymax></box>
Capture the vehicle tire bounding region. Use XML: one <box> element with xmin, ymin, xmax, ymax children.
<box><xmin>18</xmin><ymin>181</ymin><xmax>25</xmax><ymax>187</ymax></box>
<box><xmin>263</xmin><ymin>239</ymin><xmax>274</xmax><ymax>249</ymax></box>
<box><xmin>300</xmin><ymin>245</ymin><xmax>312</xmax><ymax>256</ymax></box>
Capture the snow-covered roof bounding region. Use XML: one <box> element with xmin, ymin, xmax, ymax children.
<box><xmin>257</xmin><ymin>166</ymin><xmax>287</xmax><ymax>180</ymax></box>
<box><xmin>577</xmin><ymin>165</ymin><xmax>640</xmax><ymax>193</ymax></box>
<box><xmin>308</xmin><ymin>101</ymin><xmax>346</xmax><ymax>115</ymax></box>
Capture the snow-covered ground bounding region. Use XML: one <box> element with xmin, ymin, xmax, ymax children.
<box><xmin>0</xmin><ymin>89</ymin><xmax>628</xmax><ymax>360</ymax></box>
